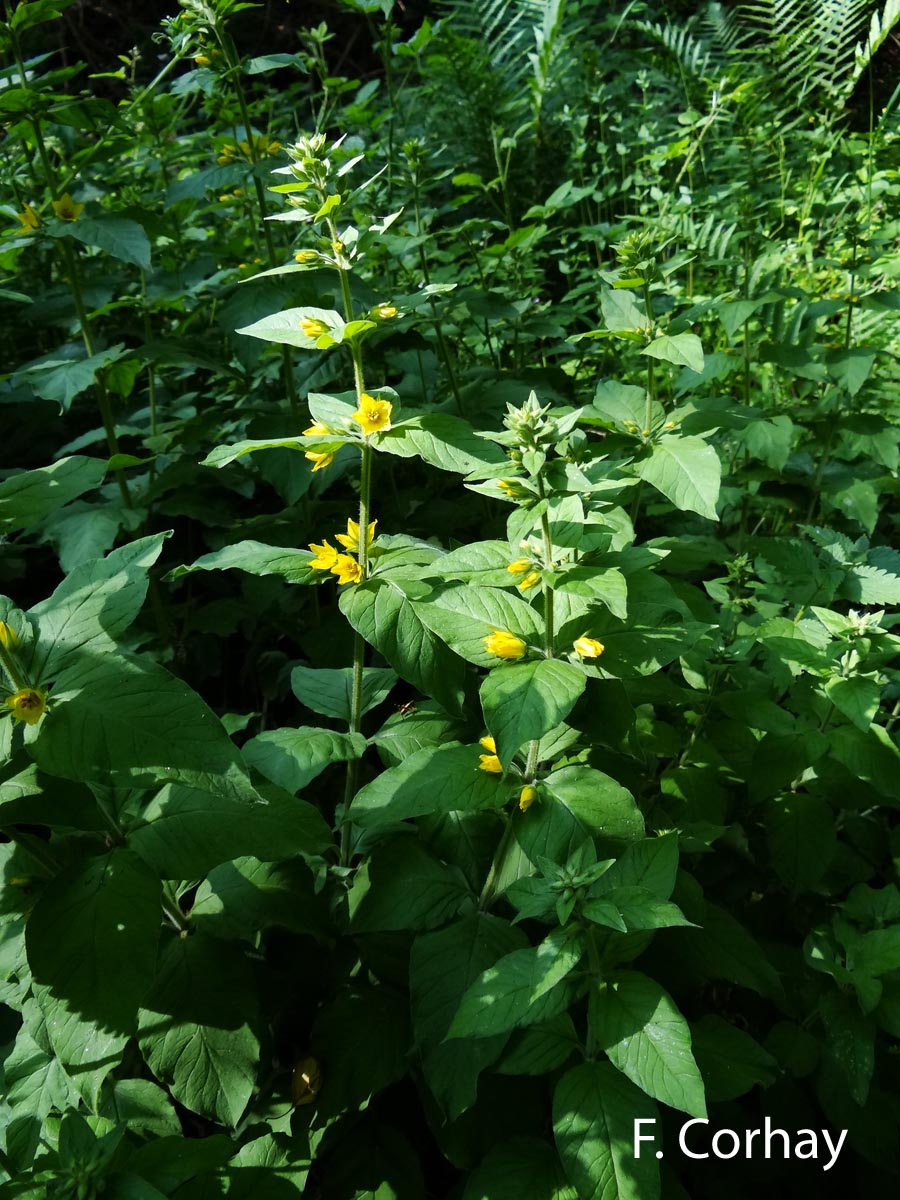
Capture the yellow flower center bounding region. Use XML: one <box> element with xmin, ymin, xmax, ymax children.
<box><xmin>351</xmin><ymin>393</ymin><xmax>393</xmax><ymax>437</ymax></box>
<box><xmin>5</xmin><ymin>688</ymin><xmax>48</xmax><ymax>726</ymax></box>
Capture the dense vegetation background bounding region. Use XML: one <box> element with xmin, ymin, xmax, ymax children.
<box><xmin>2</xmin><ymin>0</ymin><xmax>900</xmax><ymax>1197</ymax></box>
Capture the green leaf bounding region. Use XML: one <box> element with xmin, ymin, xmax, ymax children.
<box><xmin>481</xmin><ymin>659</ymin><xmax>586</xmax><ymax>770</ymax></box>
<box><xmin>311</xmin><ymin>988</ymin><xmax>410</xmax><ymax>1120</ymax></box>
<box><xmin>669</xmin><ymin>900</ymin><xmax>781</xmax><ymax>997</ymax></box>
<box><xmin>340</xmin><ymin>578</ymin><xmax>465</xmax><ymax>714</ymax></box>
<box><xmin>553</xmin><ymin>1062</ymin><xmax>660</xmax><ymax>1200</ymax></box>
<box><xmin>61</xmin><ymin>217</ymin><xmax>151</xmax><ymax>270</ymax></box>
<box><xmin>242</xmin><ymin>727</ymin><xmax>367</xmax><ymax>792</ymax></box>
<box><xmin>349</xmin><ymin>743</ymin><xmax>512</xmax><ymax>828</ymax></box>
<box><xmin>28</xmin><ymin>534</ymin><xmax>166</xmax><ymax>680</ymax></box>
<box><xmin>97</xmin><ymin>1078</ymin><xmax>181</xmax><ymax>1138</ymax></box>
<box><xmin>168</xmin><ymin>540</ymin><xmax>317</xmax><ymax>585</ymax></box>
<box><xmin>128</xmin><ymin>781</ymin><xmax>332</xmax><ymax>878</ymax></box>
<box><xmin>591</xmin><ymin>835</ymin><xmax>679</xmax><ymax>900</ymax></box>
<box><xmin>825</xmin><ymin>347</ymin><xmax>877</xmax><ymax>396</ymax></box>
<box><xmin>191</xmin><ymin>856</ymin><xmax>327</xmax><ymax>941</ymax></box>
<box><xmin>586</xmin><ymin>887</ymin><xmax>693</xmax><ymax>932</ymax></box>
<box><xmin>349</xmin><ymin>838</ymin><xmax>472</xmax><ymax>931</ymax></box>
<box><xmin>200</xmin><ymin>438</ymin><xmax>309</xmax><ymax>468</ymax></box>
<box><xmin>830</xmin><ymin>724</ymin><xmax>900</xmax><ymax>802</ymax></box>
<box><xmin>641</xmin><ymin>333</ymin><xmax>704</xmax><ymax>373</ymax></box>
<box><xmin>137</xmin><ymin>933</ymin><xmax>260</xmax><ymax>1127</ymax></box>
<box><xmin>824</xmin><ymin>675</ymin><xmax>882</xmax><ymax>730</ymax></box>
<box><xmin>377</xmin><ymin>414</ymin><xmax>505</xmax><ymax>475</ymax></box>
<box><xmin>496</xmin><ymin>1014</ymin><xmax>580</xmax><ymax>1077</ymax></box>
<box><xmin>291</xmin><ymin>664</ymin><xmax>397</xmax><ymax>721</ymax></box>
<box><xmin>412</xmin><ymin>584</ymin><xmax>544</xmax><ymax>668</ymax></box>
<box><xmin>0</xmin><ymin>456</ymin><xmax>106</xmax><ymax>532</ymax></box>
<box><xmin>766</xmin><ymin>794</ymin><xmax>836</xmax><ymax>891</ymax></box>
<box><xmin>635</xmin><ymin>436</ymin><xmax>720</xmax><ymax>521</ymax></box>
<box><xmin>448</xmin><ymin>928</ymin><xmax>584</xmax><ymax>1040</ymax></box>
<box><xmin>464</xmin><ymin>1137</ymin><xmax>577</xmax><ymax>1200</ymax></box>
<box><xmin>236</xmin><ymin>306</ymin><xmax>345</xmax><ymax>349</ymax></box>
<box><xmin>410</xmin><ymin>915</ymin><xmax>526</xmax><ymax>1119</ymax></box>
<box><xmin>589</xmin><ymin>971</ymin><xmax>706</xmax><ymax>1117</ymax></box>
<box><xmin>31</xmin><ymin>984</ymin><xmax>128</xmax><ymax>1108</ymax></box>
<box><xmin>532</xmin><ymin>765</ymin><xmax>643</xmax><ymax>856</ymax></box>
<box><xmin>26</xmin><ymin>850</ymin><xmax>161</xmax><ymax>1035</ymax></box>
<box><xmin>547</xmin><ymin>567</ymin><xmax>628</xmax><ymax>620</ymax></box>
<box><xmin>690</xmin><ymin>1015</ymin><xmax>777</xmax><ymax>1103</ymax></box>
<box><xmin>29</xmin><ymin>654</ymin><xmax>257</xmax><ymax>804</ymax></box>
<box><xmin>25</xmin><ymin>344</ymin><xmax>128</xmax><ymax>411</ymax></box>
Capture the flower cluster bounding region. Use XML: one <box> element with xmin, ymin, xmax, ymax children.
<box><xmin>309</xmin><ymin>519</ymin><xmax>377</xmax><ymax>586</ymax></box>
<box><xmin>216</xmin><ymin>133</ymin><xmax>282</xmax><ymax>165</ymax></box>
<box><xmin>507</xmin><ymin>558</ymin><xmax>541</xmax><ymax>593</ymax></box>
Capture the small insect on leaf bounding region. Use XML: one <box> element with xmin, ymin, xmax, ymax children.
<box><xmin>292</xmin><ymin>1054</ymin><xmax>322</xmax><ymax>1105</ymax></box>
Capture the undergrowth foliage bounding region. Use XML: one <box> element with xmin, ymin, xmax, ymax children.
<box><xmin>2</xmin><ymin>0</ymin><xmax>900</xmax><ymax>1196</ymax></box>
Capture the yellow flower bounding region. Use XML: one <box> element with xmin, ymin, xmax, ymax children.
<box><xmin>303</xmin><ymin>421</ymin><xmax>331</xmax><ymax>436</ymax></box>
<box><xmin>0</xmin><ymin>622</ymin><xmax>18</xmax><ymax>650</ymax></box>
<box><xmin>5</xmin><ymin>688</ymin><xmax>47</xmax><ymax>726</ymax></box>
<box><xmin>507</xmin><ymin>559</ymin><xmax>532</xmax><ymax>574</ymax></box>
<box><xmin>517</xmin><ymin>571</ymin><xmax>541</xmax><ymax>592</ymax></box>
<box><xmin>309</xmin><ymin>540</ymin><xmax>339</xmax><ymax>570</ymax></box>
<box><xmin>335</xmin><ymin>518</ymin><xmax>377</xmax><ymax>554</ymax></box>
<box><xmin>351</xmin><ymin>393</ymin><xmax>393</xmax><ymax>437</ymax></box>
<box><xmin>294</xmin><ymin>249</ymin><xmax>319</xmax><ymax>264</ymax></box>
<box><xmin>331</xmin><ymin>554</ymin><xmax>363</xmax><ymax>586</ymax></box>
<box><xmin>483</xmin><ymin>630</ymin><xmax>526</xmax><ymax>660</ymax></box>
<box><xmin>194</xmin><ymin>53</ymin><xmax>211</xmax><ymax>66</ymax></box>
<box><xmin>300</xmin><ymin>316</ymin><xmax>329</xmax><ymax>339</ymax></box>
<box><xmin>305</xmin><ymin>449</ymin><xmax>335</xmax><ymax>472</ymax></box>
<box><xmin>267</xmin><ymin>140</ymin><xmax>283</xmax><ymax>156</ymax></box>
<box><xmin>17</xmin><ymin>204</ymin><xmax>40</xmax><ymax>231</ymax></box>
<box><xmin>478</xmin><ymin>738</ymin><xmax>502</xmax><ymax>773</ymax></box>
<box><xmin>573</xmin><ymin>636</ymin><xmax>605</xmax><ymax>659</ymax></box>
<box><xmin>51</xmin><ymin>193</ymin><xmax>85</xmax><ymax>222</ymax></box>
<box><xmin>372</xmin><ymin>304</ymin><xmax>398</xmax><ymax>320</ymax></box>
<box><xmin>518</xmin><ymin>785</ymin><xmax>538</xmax><ymax>812</ymax></box>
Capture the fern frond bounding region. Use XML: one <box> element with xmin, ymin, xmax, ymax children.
<box><xmin>849</xmin><ymin>0</ymin><xmax>900</xmax><ymax>94</ymax></box>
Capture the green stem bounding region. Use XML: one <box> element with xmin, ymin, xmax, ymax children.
<box><xmin>479</xmin><ymin>813</ymin><xmax>517</xmax><ymax>912</ymax></box>
<box><xmin>536</xmin><ymin>479</ymin><xmax>555</xmax><ymax>656</ymax></box>
<box><xmin>161</xmin><ymin>882</ymin><xmax>190</xmax><ymax>933</ymax></box>
<box><xmin>0</xmin><ymin>641</ymin><xmax>27</xmax><ymax>691</ymax></box>
<box><xmin>584</xmin><ymin>929</ymin><xmax>603</xmax><ymax>1060</ymax></box>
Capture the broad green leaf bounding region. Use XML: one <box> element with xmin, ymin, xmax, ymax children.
<box><xmin>349</xmin><ymin>838</ymin><xmax>472</xmax><ymax>931</ymax></box>
<box><xmin>481</xmin><ymin>659</ymin><xmax>585</xmax><ymax>770</ymax></box>
<box><xmin>377</xmin><ymin>414</ymin><xmax>505</xmax><ymax>475</ymax></box>
<box><xmin>853</xmin><ymin>927</ymin><xmax>900</xmax><ymax>978</ymax></box>
<box><xmin>291</xmin><ymin>664</ymin><xmax>397</xmax><ymax>721</ymax></box>
<box><xmin>128</xmin><ymin>781</ymin><xmax>332</xmax><ymax>878</ymax></box>
<box><xmin>591</xmin><ymin>835</ymin><xmax>679</xmax><ymax>900</ymax></box>
<box><xmin>242</xmin><ymin>727</ymin><xmax>366</xmax><ymax>792</ymax></box>
<box><xmin>825</xmin><ymin>347</ymin><xmax>877</xmax><ymax>396</ymax></box>
<box><xmin>124</xmin><ymin>1135</ymin><xmax>233</xmax><ymax>1195</ymax></box>
<box><xmin>590</xmin><ymin>380</ymin><xmax>653</xmax><ymax>429</ymax></box>
<box><xmin>28</xmin><ymin>534</ymin><xmax>167</xmax><ymax>680</ymax></box>
<box><xmin>585</xmin><ymin>887</ymin><xmax>693</xmax><ymax>932</ymax></box>
<box><xmin>496</xmin><ymin>1013</ymin><xmax>580</xmax><ymax>1077</ymax></box>
<box><xmin>28</xmin><ymin>653</ymin><xmax>257</xmax><ymax>804</ymax></box>
<box><xmin>600</xmin><ymin>288</ymin><xmax>649</xmax><ymax>333</ymax></box>
<box><xmin>25</xmin><ymin>344</ymin><xmax>128</xmax><ymax>410</ymax></box>
<box><xmin>311</xmin><ymin>988</ymin><xmax>410</xmax><ymax>1121</ymax></box>
<box><xmin>97</xmin><ymin>1078</ymin><xmax>181</xmax><ymax>1138</ymax></box>
<box><xmin>192</xmin><ymin>856</ymin><xmax>327</xmax><ymax>941</ymax></box>
<box><xmin>534</xmin><ymin>765</ymin><xmax>643</xmax><ymax>853</ymax></box>
<box><xmin>448</xmin><ymin>928</ymin><xmax>584</xmax><ymax>1040</ymax></box>
<box><xmin>340</xmin><ymin>578</ymin><xmax>465</xmax><ymax>714</ymax></box>
<box><xmin>30</xmin><ymin>985</ymin><xmax>128</xmax><ymax>1108</ymax></box>
<box><xmin>546</xmin><ymin>566</ymin><xmax>628</xmax><ymax>620</ymax></box>
<box><xmin>766</xmin><ymin>794</ymin><xmax>836</xmax><ymax>891</ymax></box>
<box><xmin>464</xmin><ymin>1137</ymin><xmax>577</xmax><ymax>1200</ymax></box>
<box><xmin>668</xmin><ymin>900</ymin><xmax>781</xmax><ymax>997</ymax></box>
<box><xmin>830</xmin><ymin>724</ymin><xmax>900</xmax><ymax>802</ymax></box>
<box><xmin>589</xmin><ymin>971</ymin><xmax>706</xmax><ymax>1117</ymax></box>
<box><xmin>641</xmin><ymin>332</ymin><xmax>704</xmax><ymax>373</ymax></box>
<box><xmin>237</xmin><ymin>306</ymin><xmax>345</xmax><ymax>348</ymax></box>
<box><xmin>824</xmin><ymin>675</ymin><xmax>882</xmax><ymax>730</ymax></box>
<box><xmin>412</xmin><ymin>584</ymin><xmax>544</xmax><ymax>668</ymax></box>
<box><xmin>200</xmin><ymin>439</ymin><xmax>309</xmax><ymax>469</ymax></box>
<box><xmin>168</xmin><ymin>540</ymin><xmax>317</xmax><ymax>585</ymax></box>
<box><xmin>349</xmin><ymin>743</ymin><xmax>512</xmax><ymax>827</ymax></box>
<box><xmin>410</xmin><ymin>915</ymin><xmax>526</xmax><ymax>1119</ymax></box>
<box><xmin>635</xmin><ymin>435</ymin><xmax>720</xmax><ymax>521</ymax></box>
<box><xmin>137</xmin><ymin>932</ymin><xmax>260</xmax><ymax>1127</ymax></box>
<box><xmin>2</xmin><ymin>1027</ymin><xmax>78</xmax><ymax>1120</ymax></box>
<box><xmin>0</xmin><ymin>456</ymin><xmax>106</xmax><ymax>533</ymax></box>
<box><xmin>62</xmin><ymin>217</ymin><xmax>151</xmax><ymax>270</ymax></box>
<box><xmin>690</xmin><ymin>1015</ymin><xmax>777</xmax><ymax>1102</ymax></box>
<box><xmin>26</xmin><ymin>850</ymin><xmax>161</xmax><ymax>1035</ymax></box>
<box><xmin>553</xmin><ymin>1063</ymin><xmax>660</xmax><ymax>1200</ymax></box>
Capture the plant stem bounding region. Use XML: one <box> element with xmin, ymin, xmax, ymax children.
<box><xmin>161</xmin><ymin>882</ymin><xmax>190</xmax><ymax>933</ymax></box>
<box><xmin>479</xmin><ymin>813</ymin><xmax>516</xmax><ymax>912</ymax></box>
